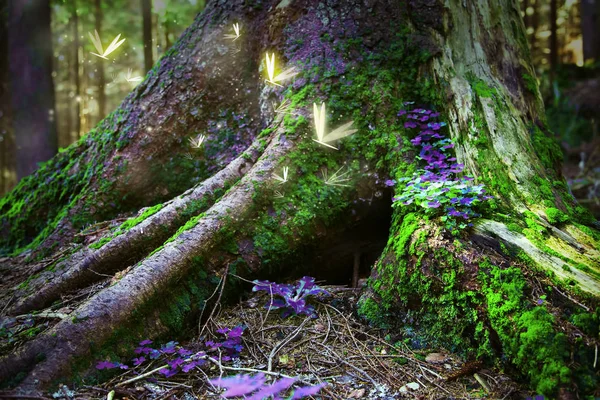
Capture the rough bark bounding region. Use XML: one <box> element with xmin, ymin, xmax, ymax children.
<box><xmin>1</xmin><ymin>0</ymin><xmax>599</xmax><ymax>397</ymax></box>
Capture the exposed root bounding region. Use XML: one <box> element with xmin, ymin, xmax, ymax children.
<box><xmin>0</xmin><ymin>131</ymin><xmax>291</xmax><ymax>389</ymax></box>
<box><xmin>8</xmin><ymin>138</ymin><xmax>266</xmax><ymax>316</ymax></box>
<box><xmin>473</xmin><ymin>219</ymin><xmax>600</xmax><ymax>295</ymax></box>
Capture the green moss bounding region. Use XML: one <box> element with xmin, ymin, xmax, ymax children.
<box><xmin>480</xmin><ymin>262</ymin><xmax>573</xmax><ymax>395</ymax></box>
<box><xmin>522</xmin><ymin>73</ymin><xmax>538</xmax><ymax>94</ymax></box>
<box><xmin>507</xmin><ymin>222</ymin><xmax>523</xmax><ymax>233</ymax></box>
<box><xmin>545</xmin><ymin>207</ymin><xmax>568</xmax><ymax>224</ymax></box>
<box><xmin>468</xmin><ymin>75</ymin><xmax>497</xmax><ymax>98</ymax></box>
<box><xmin>530</xmin><ymin>125</ymin><xmax>563</xmax><ymax>171</ymax></box>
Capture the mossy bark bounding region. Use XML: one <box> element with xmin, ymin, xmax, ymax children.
<box><xmin>1</xmin><ymin>0</ymin><xmax>599</xmax><ymax>397</ymax></box>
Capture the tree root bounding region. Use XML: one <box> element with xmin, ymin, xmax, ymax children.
<box><xmin>473</xmin><ymin>219</ymin><xmax>600</xmax><ymax>295</ymax></box>
<box><xmin>0</xmin><ymin>131</ymin><xmax>291</xmax><ymax>390</ymax></box>
<box><xmin>8</xmin><ymin>138</ymin><xmax>267</xmax><ymax>316</ymax></box>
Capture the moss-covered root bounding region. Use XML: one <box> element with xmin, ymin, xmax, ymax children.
<box><xmin>358</xmin><ymin>214</ymin><xmax>599</xmax><ymax>396</ymax></box>
<box><xmin>0</xmin><ymin>132</ymin><xmax>291</xmax><ymax>390</ymax></box>
<box><xmin>8</xmin><ymin>138</ymin><xmax>266</xmax><ymax>317</ymax></box>
<box><xmin>474</xmin><ymin>219</ymin><xmax>600</xmax><ymax>294</ymax></box>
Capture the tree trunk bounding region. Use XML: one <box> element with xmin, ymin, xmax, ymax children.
<box><xmin>1</xmin><ymin>0</ymin><xmax>599</xmax><ymax>397</ymax></box>
<box><xmin>94</xmin><ymin>0</ymin><xmax>106</xmax><ymax>121</ymax></box>
<box><xmin>8</xmin><ymin>0</ymin><xmax>58</xmax><ymax>180</ymax></box>
<box><xmin>0</xmin><ymin>0</ymin><xmax>15</xmax><ymax>196</ymax></box>
<box><xmin>72</xmin><ymin>1</ymin><xmax>81</xmax><ymax>142</ymax></box>
<box><xmin>581</xmin><ymin>0</ymin><xmax>600</xmax><ymax>62</ymax></box>
<box><xmin>141</xmin><ymin>0</ymin><xmax>153</xmax><ymax>73</ymax></box>
<box><xmin>550</xmin><ymin>0</ymin><xmax>559</xmax><ymax>83</ymax></box>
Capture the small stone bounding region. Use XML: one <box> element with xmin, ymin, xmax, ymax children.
<box><xmin>425</xmin><ymin>352</ymin><xmax>447</xmax><ymax>363</ymax></box>
<box><xmin>348</xmin><ymin>388</ymin><xmax>365</xmax><ymax>398</ymax></box>
<box><xmin>405</xmin><ymin>382</ymin><xmax>420</xmax><ymax>390</ymax></box>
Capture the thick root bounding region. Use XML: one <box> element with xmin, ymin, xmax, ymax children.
<box><xmin>0</xmin><ymin>131</ymin><xmax>291</xmax><ymax>389</ymax></box>
<box><xmin>8</xmin><ymin>138</ymin><xmax>265</xmax><ymax>316</ymax></box>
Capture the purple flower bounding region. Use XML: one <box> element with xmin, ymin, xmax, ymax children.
<box><xmin>139</xmin><ymin>339</ymin><xmax>153</xmax><ymax>346</ymax></box>
<box><xmin>404</xmin><ymin>121</ymin><xmax>418</xmax><ymax>129</ymax></box>
<box><xmin>428</xmin><ymin>200</ymin><xmax>441</xmax><ymax>208</ymax></box>
<box><xmin>398</xmin><ymin>110</ymin><xmax>407</xmax><ymax>116</ymax></box>
<box><xmin>384</xmin><ymin>179</ymin><xmax>396</xmax><ymax>187</ymax></box>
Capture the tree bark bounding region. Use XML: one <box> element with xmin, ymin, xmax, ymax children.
<box><xmin>0</xmin><ymin>0</ymin><xmax>599</xmax><ymax>397</ymax></box>
<box><xmin>8</xmin><ymin>0</ymin><xmax>58</xmax><ymax>180</ymax></box>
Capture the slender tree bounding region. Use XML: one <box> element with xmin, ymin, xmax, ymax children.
<box><xmin>550</xmin><ymin>0</ymin><xmax>559</xmax><ymax>82</ymax></box>
<box><xmin>8</xmin><ymin>0</ymin><xmax>58</xmax><ymax>180</ymax></box>
<box><xmin>581</xmin><ymin>0</ymin><xmax>600</xmax><ymax>62</ymax></box>
<box><xmin>141</xmin><ymin>0</ymin><xmax>153</xmax><ymax>72</ymax></box>
<box><xmin>94</xmin><ymin>0</ymin><xmax>106</xmax><ymax>121</ymax></box>
<box><xmin>0</xmin><ymin>0</ymin><xmax>599</xmax><ymax>397</ymax></box>
<box><xmin>72</xmin><ymin>1</ymin><xmax>81</xmax><ymax>141</ymax></box>
<box><xmin>0</xmin><ymin>0</ymin><xmax>15</xmax><ymax>195</ymax></box>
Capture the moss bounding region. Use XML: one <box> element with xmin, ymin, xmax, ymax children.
<box><xmin>522</xmin><ymin>73</ymin><xmax>538</xmax><ymax>94</ymax></box>
<box><xmin>507</xmin><ymin>222</ymin><xmax>523</xmax><ymax>233</ymax></box>
<box><xmin>480</xmin><ymin>262</ymin><xmax>575</xmax><ymax>396</ymax></box>
<box><xmin>545</xmin><ymin>207</ymin><xmax>568</xmax><ymax>224</ymax></box>
<box><xmin>530</xmin><ymin>125</ymin><xmax>563</xmax><ymax>171</ymax></box>
<box><xmin>468</xmin><ymin>74</ymin><xmax>497</xmax><ymax>98</ymax></box>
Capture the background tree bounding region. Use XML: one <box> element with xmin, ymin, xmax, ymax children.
<box><xmin>0</xmin><ymin>1</ymin><xmax>16</xmax><ymax>195</ymax></box>
<box><xmin>8</xmin><ymin>0</ymin><xmax>58</xmax><ymax>179</ymax></box>
<box><xmin>141</xmin><ymin>0</ymin><xmax>153</xmax><ymax>72</ymax></box>
<box><xmin>0</xmin><ymin>0</ymin><xmax>599</xmax><ymax>397</ymax></box>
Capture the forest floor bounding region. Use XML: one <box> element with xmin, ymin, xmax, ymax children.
<box><xmin>2</xmin><ymin>276</ymin><xmax>535</xmax><ymax>400</ymax></box>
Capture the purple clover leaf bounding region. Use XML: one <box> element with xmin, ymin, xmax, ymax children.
<box><xmin>132</xmin><ymin>357</ymin><xmax>146</xmax><ymax>366</ymax></box>
<box><xmin>96</xmin><ymin>361</ymin><xmax>118</xmax><ymax>370</ymax></box>
<box><xmin>159</xmin><ymin>367</ymin><xmax>178</xmax><ymax>378</ymax></box>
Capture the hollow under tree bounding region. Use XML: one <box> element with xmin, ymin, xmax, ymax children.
<box><xmin>1</xmin><ymin>0</ymin><xmax>599</xmax><ymax>396</ymax></box>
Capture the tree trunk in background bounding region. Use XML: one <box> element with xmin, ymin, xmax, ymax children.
<box><xmin>0</xmin><ymin>0</ymin><xmax>15</xmax><ymax>196</ymax></box>
<box><xmin>94</xmin><ymin>0</ymin><xmax>105</xmax><ymax>122</ymax></box>
<box><xmin>164</xmin><ymin>20</ymin><xmax>171</xmax><ymax>50</ymax></box>
<box><xmin>522</xmin><ymin>0</ymin><xmax>530</xmax><ymax>32</ymax></box>
<box><xmin>72</xmin><ymin>1</ymin><xmax>81</xmax><ymax>141</ymax></box>
<box><xmin>581</xmin><ymin>0</ymin><xmax>600</xmax><ymax>62</ymax></box>
<box><xmin>531</xmin><ymin>0</ymin><xmax>539</xmax><ymax>57</ymax></box>
<box><xmin>550</xmin><ymin>0</ymin><xmax>558</xmax><ymax>82</ymax></box>
<box><xmin>8</xmin><ymin>0</ymin><xmax>58</xmax><ymax>180</ymax></box>
<box><xmin>141</xmin><ymin>0</ymin><xmax>153</xmax><ymax>73</ymax></box>
<box><xmin>0</xmin><ymin>0</ymin><xmax>599</xmax><ymax>397</ymax></box>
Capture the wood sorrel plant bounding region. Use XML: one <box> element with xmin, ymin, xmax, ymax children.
<box><xmin>392</xmin><ymin>103</ymin><xmax>492</xmax><ymax>234</ymax></box>
<box><xmin>252</xmin><ymin>276</ymin><xmax>329</xmax><ymax>318</ymax></box>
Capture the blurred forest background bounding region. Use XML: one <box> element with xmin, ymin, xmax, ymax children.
<box><xmin>0</xmin><ymin>0</ymin><xmax>599</xmax><ymax>218</ymax></box>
